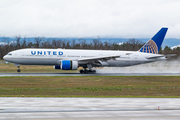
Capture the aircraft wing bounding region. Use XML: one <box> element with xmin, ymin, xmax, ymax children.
<box><xmin>78</xmin><ymin>55</ymin><xmax>120</xmax><ymax>62</ymax></box>
<box><xmin>146</xmin><ymin>54</ymin><xmax>176</xmax><ymax>59</ymax></box>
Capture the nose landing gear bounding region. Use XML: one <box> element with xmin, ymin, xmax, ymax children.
<box><xmin>17</xmin><ymin>66</ymin><xmax>21</xmax><ymax>73</ymax></box>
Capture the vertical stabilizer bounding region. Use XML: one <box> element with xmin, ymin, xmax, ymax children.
<box><xmin>139</xmin><ymin>28</ymin><xmax>168</xmax><ymax>54</ymax></box>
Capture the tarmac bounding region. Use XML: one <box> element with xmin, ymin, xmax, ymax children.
<box><xmin>0</xmin><ymin>62</ymin><xmax>180</xmax><ymax>119</ymax></box>
<box><xmin>0</xmin><ymin>98</ymin><xmax>180</xmax><ymax>120</ymax></box>
<box><xmin>1</xmin><ymin>73</ymin><xmax>180</xmax><ymax>76</ymax></box>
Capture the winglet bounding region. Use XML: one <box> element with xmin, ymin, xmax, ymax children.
<box><xmin>139</xmin><ymin>28</ymin><xmax>168</xmax><ymax>54</ymax></box>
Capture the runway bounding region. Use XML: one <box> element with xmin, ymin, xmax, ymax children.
<box><xmin>0</xmin><ymin>98</ymin><xmax>180</xmax><ymax>120</ymax></box>
<box><xmin>1</xmin><ymin>60</ymin><xmax>180</xmax><ymax>76</ymax></box>
<box><xmin>0</xmin><ymin>72</ymin><xmax>180</xmax><ymax>76</ymax></box>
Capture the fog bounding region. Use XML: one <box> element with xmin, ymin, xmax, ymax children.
<box><xmin>95</xmin><ymin>60</ymin><xmax>180</xmax><ymax>73</ymax></box>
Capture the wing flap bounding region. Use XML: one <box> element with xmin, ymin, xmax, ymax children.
<box><xmin>78</xmin><ymin>55</ymin><xmax>120</xmax><ymax>62</ymax></box>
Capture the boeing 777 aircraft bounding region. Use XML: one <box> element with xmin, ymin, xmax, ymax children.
<box><xmin>3</xmin><ymin>28</ymin><xmax>173</xmax><ymax>73</ymax></box>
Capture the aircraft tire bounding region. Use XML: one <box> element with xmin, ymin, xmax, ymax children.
<box><xmin>80</xmin><ymin>70</ymin><xmax>84</xmax><ymax>73</ymax></box>
<box><xmin>17</xmin><ymin>69</ymin><xmax>21</xmax><ymax>72</ymax></box>
<box><xmin>79</xmin><ymin>70</ymin><xmax>96</xmax><ymax>74</ymax></box>
<box><xmin>84</xmin><ymin>70</ymin><xmax>88</xmax><ymax>74</ymax></box>
<box><xmin>92</xmin><ymin>70</ymin><xmax>96</xmax><ymax>73</ymax></box>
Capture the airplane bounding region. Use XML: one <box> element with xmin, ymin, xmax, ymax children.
<box><xmin>3</xmin><ymin>27</ymin><xmax>174</xmax><ymax>73</ymax></box>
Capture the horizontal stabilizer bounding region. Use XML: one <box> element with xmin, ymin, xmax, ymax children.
<box><xmin>146</xmin><ymin>54</ymin><xmax>176</xmax><ymax>59</ymax></box>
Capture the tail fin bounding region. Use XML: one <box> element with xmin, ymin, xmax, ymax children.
<box><xmin>139</xmin><ymin>28</ymin><xmax>168</xmax><ymax>54</ymax></box>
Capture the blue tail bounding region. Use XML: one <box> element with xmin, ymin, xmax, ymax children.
<box><xmin>139</xmin><ymin>28</ymin><xmax>168</xmax><ymax>54</ymax></box>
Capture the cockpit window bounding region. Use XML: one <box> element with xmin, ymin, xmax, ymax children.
<box><xmin>7</xmin><ymin>53</ymin><xmax>12</xmax><ymax>56</ymax></box>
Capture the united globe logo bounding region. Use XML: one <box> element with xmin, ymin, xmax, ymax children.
<box><xmin>139</xmin><ymin>40</ymin><xmax>158</xmax><ymax>54</ymax></box>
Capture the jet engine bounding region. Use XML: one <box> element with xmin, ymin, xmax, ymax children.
<box><xmin>54</xmin><ymin>60</ymin><xmax>78</xmax><ymax>70</ymax></box>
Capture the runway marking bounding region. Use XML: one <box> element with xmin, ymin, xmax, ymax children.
<box><xmin>54</xmin><ymin>116</ymin><xmax>180</xmax><ymax>120</ymax></box>
<box><xmin>1</xmin><ymin>108</ymin><xmax>180</xmax><ymax>113</ymax></box>
<box><xmin>0</xmin><ymin>98</ymin><xmax>180</xmax><ymax>119</ymax></box>
<box><xmin>20</xmin><ymin>115</ymin><xmax>180</xmax><ymax>120</ymax></box>
<box><xmin>1</xmin><ymin>73</ymin><xmax>180</xmax><ymax>76</ymax></box>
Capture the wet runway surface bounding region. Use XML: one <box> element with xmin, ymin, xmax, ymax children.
<box><xmin>1</xmin><ymin>72</ymin><xmax>180</xmax><ymax>76</ymax></box>
<box><xmin>0</xmin><ymin>98</ymin><xmax>180</xmax><ymax>120</ymax></box>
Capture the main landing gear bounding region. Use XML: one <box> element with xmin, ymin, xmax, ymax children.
<box><xmin>17</xmin><ymin>66</ymin><xmax>21</xmax><ymax>73</ymax></box>
<box><xmin>79</xmin><ymin>69</ymin><xmax>96</xmax><ymax>74</ymax></box>
<box><xmin>79</xmin><ymin>63</ymin><xmax>96</xmax><ymax>74</ymax></box>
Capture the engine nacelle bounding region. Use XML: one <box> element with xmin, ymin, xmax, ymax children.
<box><xmin>54</xmin><ymin>60</ymin><xmax>78</xmax><ymax>70</ymax></box>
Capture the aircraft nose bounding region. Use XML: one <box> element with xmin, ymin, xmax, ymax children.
<box><xmin>3</xmin><ymin>55</ymin><xmax>7</xmax><ymax>60</ymax></box>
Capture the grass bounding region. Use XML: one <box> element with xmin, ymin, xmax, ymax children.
<box><xmin>0</xmin><ymin>60</ymin><xmax>180</xmax><ymax>98</ymax></box>
<box><xmin>0</xmin><ymin>76</ymin><xmax>180</xmax><ymax>97</ymax></box>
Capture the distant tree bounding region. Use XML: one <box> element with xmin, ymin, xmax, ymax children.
<box><xmin>15</xmin><ymin>36</ymin><xmax>21</xmax><ymax>49</ymax></box>
<box><xmin>56</xmin><ymin>39</ymin><xmax>63</xmax><ymax>48</ymax></box>
<box><xmin>176</xmin><ymin>47</ymin><xmax>180</xmax><ymax>52</ymax></box>
<box><xmin>163</xmin><ymin>46</ymin><xmax>172</xmax><ymax>54</ymax></box>
<box><xmin>119</xmin><ymin>39</ymin><xmax>144</xmax><ymax>51</ymax></box>
<box><xmin>21</xmin><ymin>37</ymin><xmax>27</xmax><ymax>48</ymax></box>
<box><xmin>66</xmin><ymin>41</ymin><xmax>71</xmax><ymax>49</ymax></box>
<box><xmin>28</xmin><ymin>42</ymin><xmax>33</xmax><ymax>48</ymax></box>
<box><xmin>34</xmin><ymin>37</ymin><xmax>45</xmax><ymax>48</ymax></box>
<box><xmin>72</xmin><ymin>40</ymin><xmax>76</xmax><ymax>49</ymax></box>
<box><xmin>52</xmin><ymin>39</ymin><xmax>57</xmax><ymax>48</ymax></box>
<box><xmin>41</xmin><ymin>40</ymin><xmax>52</xmax><ymax>48</ymax></box>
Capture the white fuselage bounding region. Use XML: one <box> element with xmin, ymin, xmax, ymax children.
<box><xmin>3</xmin><ymin>48</ymin><xmax>166</xmax><ymax>68</ymax></box>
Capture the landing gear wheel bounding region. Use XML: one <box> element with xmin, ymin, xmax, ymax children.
<box><xmin>84</xmin><ymin>70</ymin><xmax>88</xmax><ymax>74</ymax></box>
<box><xmin>17</xmin><ymin>69</ymin><xmax>21</xmax><ymax>72</ymax></box>
<box><xmin>92</xmin><ymin>70</ymin><xmax>96</xmax><ymax>73</ymax></box>
<box><xmin>17</xmin><ymin>66</ymin><xmax>21</xmax><ymax>73</ymax></box>
<box><xmin>79</xmin><ymin>69</ymin><xmax>96</xmax><ymax>74</ymax></box>
<box><xmin>80</xmin><ymin>69</ymin><xmax>84</xmax><ymax>73</ymax></box>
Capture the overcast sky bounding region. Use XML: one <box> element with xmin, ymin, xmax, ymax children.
<box><xmin>0</xmin><ymin>0</ymin><xmax>180</xmax><ymax>38</ymax></box>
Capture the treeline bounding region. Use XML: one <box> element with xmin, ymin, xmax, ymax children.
<box><xmin>0</xmin><ymin>36</ymin><xmax>180</xmax><ymax>59</ymax></box>
<box><xmin>159</xmin><ymin>46</ymin><xmax>180</xmax><ymax>59</ymax></box>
